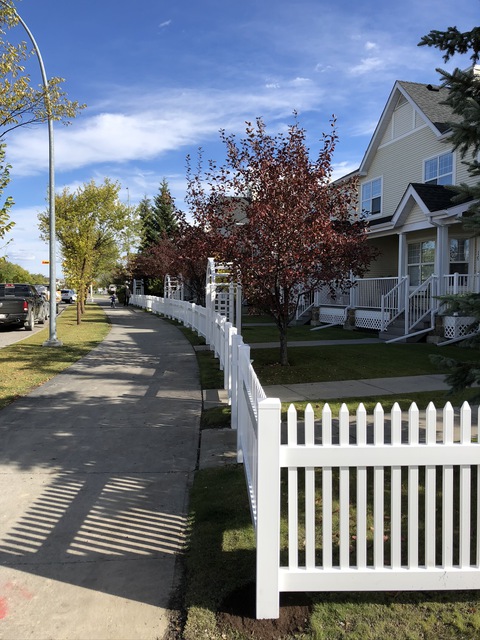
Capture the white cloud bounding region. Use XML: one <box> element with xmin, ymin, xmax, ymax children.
<box><xmin>159</xmin><ymin>20</ymin><xmax>172</xmax><ymax>28</ymax></box>
<box><xmin>350</xmin><ymin>57</ymin><xmax>385</xmax><ymax>75</ymax></box>
<box><xmin>6</xmin><ymin>83</ymin><xmax>328</xmax><ymax>177</ymax></box>
<box><xmin>331</xmin><ymin>161</ymin><xmax>360</xmax><ymax>181</ymax></box>
<box><xmin>291</xmin><ymin>77</ymin><xmax>312</xmax><ymax>86</ymax></box>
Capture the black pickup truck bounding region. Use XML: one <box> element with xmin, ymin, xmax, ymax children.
<box><xmin>0</xmin><ymin>283</ymin><xmax>49</xmax><ymax>331</ymax></box>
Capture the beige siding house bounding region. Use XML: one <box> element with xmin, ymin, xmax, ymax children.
<box><xmin>314</xmin><ymin>73</ymin><xmax>479</xmax><ymax>341</ymax></box>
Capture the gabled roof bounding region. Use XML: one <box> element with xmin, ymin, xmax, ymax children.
<box><xmin>397</xmin><ymin>82</ymin><xmax>459</xmax><ymax>135</ymax></box>
<box><xmin>357</xmin><ymin>80</ymin><xmax>460</xmax><ymax>176</ymax></box>
<box><xmin>388</xmin><ymin>183</ymin><xmax>469</xmax><ymax>230</ymax></box>
<box><xmin>407</xmin><ymin>182</ymin><xmax>459</xmax><ymax>212</ymax></box>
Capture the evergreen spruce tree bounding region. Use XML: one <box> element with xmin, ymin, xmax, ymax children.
<box><xmin>419</xmin><ymin>26</ymin><xmax>480</xmax><ymax>397</ymax></box>
<box><xmin>152</xmin><ymin>178</ymin><xmax>178</xmax><ymax>239</ymax></box>
<box><xmin>136</xmin><ymin>181</ymin><xmax>178</xmax><ymax>296</ymax></box>
<box><xmin>137</xmin><ymin>196</ymin><xmax>154</xmax><ymax>252</ymax></box>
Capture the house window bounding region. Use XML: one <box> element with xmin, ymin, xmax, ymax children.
<box><xmin>450</xmin><ymin>238</ymin><xmax>469</xmax><ymax>274</ymax></box>
<box><xmin>408</xmin><ymin>241</ymin><xmax>435</xmax><ymax>286</ymax></box>
<box><xmin>424</xmin><ymin>152</ymin><xmax>453</xmax><ymax>185</ymax></box>
<box><xmin>361</xmin><ymin>177</ymin><xmax>382</xmax><ymax>216</ymax></box>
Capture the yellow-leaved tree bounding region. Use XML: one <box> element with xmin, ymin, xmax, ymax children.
<box><xmin>38</xmin><ymin>179</ymin><xmax>137</xmax><ymax>323</ymax></box>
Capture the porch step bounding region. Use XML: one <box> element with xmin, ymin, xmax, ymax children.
<box><xmin>378</xmin><ymin>318</ymin><xmax>432</xmax><ymax>343</ymax></box>
<box><xmin>291</xmin><ymin>310</ymin><xmax>312</xmax><ymax>326</ymax></box>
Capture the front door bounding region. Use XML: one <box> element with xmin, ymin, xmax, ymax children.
<box><xmin>407</xmin><ymin>240</ymin><xmax>435</xmax><ymax>290</ymax></box>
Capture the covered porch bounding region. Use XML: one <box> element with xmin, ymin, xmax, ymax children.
<box><xmin>304</xmin><ymin>222</ymin><xmax>480</xmax><ymax>342</ymax></box>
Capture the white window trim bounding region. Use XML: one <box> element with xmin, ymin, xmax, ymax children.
<box><xmin>423</xmin><ymin>150</ymin><xmax>455</xmax><ymax>185</ymax></box>
<box><xmin>361</xmin><ymin>176</ymin><xmax>383</xmax><ymax>219</ymax></box>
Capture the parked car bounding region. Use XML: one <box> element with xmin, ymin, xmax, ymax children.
<box><xmin>61</xmin><ymin>289</ymin><xmax>77</xmax><ymax>304</ymax></box>
<box><xmin>33</xmin><ymin>285</ymin><xmax>52</xmax><ymax>318</ymax></box>
<box><xmin>0</xmin><ymin>283</ymin><xmax>48</xmax><ymax>330</ymax></box>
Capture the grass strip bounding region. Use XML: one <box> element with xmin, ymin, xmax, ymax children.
<box><xmin>0</xmin><ymin>303</ymin><xmax>110</xmax><ymax>409</ymax></box>
<box><xmin>183</xmin><ymin>466</ymin><xmax>256</xmax><ymax>640</ymax></box>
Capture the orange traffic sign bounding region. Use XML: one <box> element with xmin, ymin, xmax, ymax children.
<box><xmin>41</xmin><ymin>260</ymin><xmax>50</xmax><ymax>264</ymax></box>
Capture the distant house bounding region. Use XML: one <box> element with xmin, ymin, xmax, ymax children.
<box><xmin>313</xmin><ymin>68</ymin><xmax>479</xmax><ymax>342</ymax></box>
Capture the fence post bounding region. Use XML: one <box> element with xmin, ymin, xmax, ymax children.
<box><xmin>256</xmin><ymin>397</ymin><xmax>281</xmax><ymax>619</ymax></box>
<box><xmin>231</xmin><ymin>333</ymin><xmax>241</xmax><ymax>431</ymax></box>
<box><xmin>236</xmin><ymin>284</ymin><xmax>242</xmax><ymax>335</ymax></box>
<box><xmin>236</xmin><ymin>342</ymin><xmax>250</xmax><ymax>464</ymax></box>
<box><xmin>223</xmin><ymin>321</ymin><xmax>232</xmax><ymax>391</ymax></box>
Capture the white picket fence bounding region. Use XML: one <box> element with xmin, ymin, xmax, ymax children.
<box><xmin>131</xmin><ymin>294</ymin><xmax>263</xmax><ymax>454</ymax></box>
<box><xmin>130</xmin><ymin>293</ymin><xmax>480</xmax><ymax>620</ymax></box>
<box><xmin>255</xmin><ymin>399</ymin><xmax>480</xmax><ymax>617</ymax></box>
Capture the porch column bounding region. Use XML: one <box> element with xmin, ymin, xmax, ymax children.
<box><xmin>436</xmin><ymin>225</ymin><xmax>449</xmax><ymax>296</ymax></box>
<box><xmin>397</xmin><ymin>233</ymin><xmax>407</xmax><ymax>280</ymax></box>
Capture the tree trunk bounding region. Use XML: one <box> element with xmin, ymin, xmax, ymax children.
<box><xmin>279</xmin><ymin>324</ymin><xmax>289</xmax><ymax>366</ymax></box>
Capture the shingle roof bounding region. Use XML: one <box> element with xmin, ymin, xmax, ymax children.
<box><xmin>397</xmin><ymin>81</ymin><xmax>462</xmax><ymax>134</ymax></box>
<box><xmin>409</xmin><ymin>183</ymin><xmax>459</xmax><ymax>212</ymax></box>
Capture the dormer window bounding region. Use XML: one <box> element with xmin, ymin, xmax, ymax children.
<box><xmin>361</xmin><ymin>177</ymin><xmax>382</xmax><ymax>216</ymax></box>
<box><xmin>424</xmin><ymin>152</ymin><xmax>453</xmax><ymax>185</ymax></box>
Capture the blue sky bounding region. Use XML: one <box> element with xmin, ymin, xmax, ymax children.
<box><xmin>2</xmin><ymin>0</ymin><xmax>478</xmax><ymax>277</ymax></box>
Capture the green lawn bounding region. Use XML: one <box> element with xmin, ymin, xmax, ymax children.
<box><xmin>251</xmin><ymin>341</ymin><xmax>479</xmax><ymax>385</ymax></box>
<box><xmin>0</xmin><ymin>304</ymin><xmax>110</xmax><ymax>409</ymax></box>
<box><xmin>241</xmin><ymin>323</ymin><xmax>375</xmax><ymax>343</ymax></box>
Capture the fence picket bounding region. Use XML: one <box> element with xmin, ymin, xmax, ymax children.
<box><xmin>460</xmin><ymin>464</ymin><xmax>472</xmax><ymax>568</ymax></box>
<box><xmin>425</xmin><ymin>402</ymin><xmax>437</xmax><ymax>568</ymax></box>
<box><xmin>305</xmin><ymin>404</ymin><xmax>316</xmax><ymax>569</ymax></box>
<box><xmin>373</xmin><ymin>403</ymin><xmax>385</xmax><ymax>569</ymax></box>
<box><xmin>408</xmin><ymin>402</ymin><xmax>419</xmax><ymax>569</ymax></box>
<box><xmin>443</xmin><ymin>403</ymin><xmax>455</xmax><ymax>569</ymax></box>
<box><xmin>322</xmin><ymin>404</ymin><xmax>333</xmax><ymax>570</ymax></box>
<box><xmin>356</xmin><ymin>403</ymin><xmax>367</xmax><ymax>569</ymax></box>
<box><xmin>391</xmin><ymin>403</ymin><xmax>402</xmax><ymax>569</ymax></box>
<box><xmin>339</xmin><ymin>404</ymin><xmax>350</xmax><ymax>569</ymax></box>
<box><xmin>287</xmin><ymin>405</ymin><xmax>298</xmax><ymax>570</ymax></box>
<box><xmin>460</xmin><ymin>401</ymin><xmax>472</xmax><ymax>568</ymax></box>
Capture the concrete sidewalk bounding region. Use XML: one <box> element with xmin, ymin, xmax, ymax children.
<box><xmin>204</xmin><ymin>373</ymin><xmax>452</xmax><ymax>406</ymax></box>
<box><xmin>0</xmin><ymin>302</ymin><xmax>203</xmax><ymax>640</ymax></box>
<box><xmin>262</xmin><ymin>373</ymin><xmax>451</xmax><ymax>402</ymax></box>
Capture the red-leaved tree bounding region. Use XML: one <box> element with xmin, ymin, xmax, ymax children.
<box><xmin>132</xmin><ymin>234</ymin><xmax>177</xmax><ymax>284</ymax></box>
<box><xmin>171</xmin><ymin>213</ymin><xmax>215</xmax><ymax>304</ymax></box>
<box><xmin>186</xmin><ymin>115</ymin><xmax>376</xmax><ymax>365</ymax></box>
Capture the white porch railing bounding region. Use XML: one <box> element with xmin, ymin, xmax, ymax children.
<box><xmin>351</xmin><ymin>277</ymin><xmax>399</xmax><ymax>308</ymax></box>
<box><xmin>404</xmin><ymin>274</ymin><xmax>438</xmax><ymax>336</ymax></box>
<box><xmin>314</xmin><ymin>285</ymin><xmax>350</xmax><ymax>307</ymax></box>
<box><xmin>312</xmin><ymin>273</ymin><xmax>480</xmax><ymax>338</ymax></box>
<box><xmin>381</xmin><ymin>277</ymin><xmax>407</xmax><ymax>331</ymax></box>
<box><xmin>295</xmin><ymin>289</ymin><xmax>315</xmax><ymax>321</ymax></box>
<box><xmin>443</xmin><ymin>273</ymin><xmax>480</xmax><ymax>295</ymax></box>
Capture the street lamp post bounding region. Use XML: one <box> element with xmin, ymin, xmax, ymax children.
<box><xmin>0</xmin><ymin>3</ymin><xmax>62</xmax><ymax>345</ymax></box>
